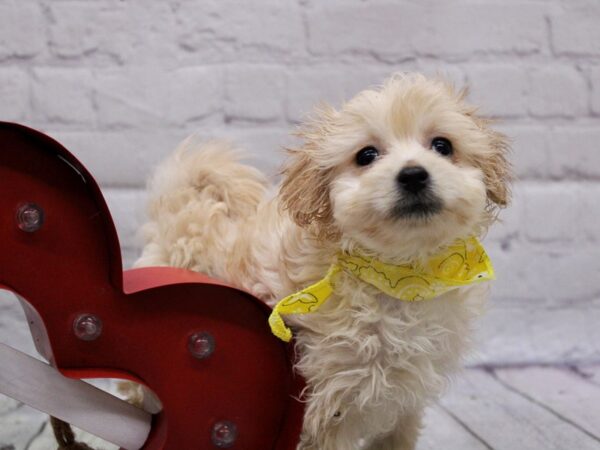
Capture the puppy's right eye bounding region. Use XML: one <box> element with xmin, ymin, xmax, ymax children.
<box><xmin>355</xmin><ymin>146</ymin><xmax>379</xmax><ymax>166</ymax></box>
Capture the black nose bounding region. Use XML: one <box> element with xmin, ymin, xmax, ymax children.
<box><xmin>397</xmin><ymin>166</ymin><xmax>430</xmax><ymax>193</ymax></box>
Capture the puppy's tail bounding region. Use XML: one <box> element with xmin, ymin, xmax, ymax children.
<box><xmin>134</xmin><ymin>136</ymin><xmax>268</xmax><ymax>278</ymax></box>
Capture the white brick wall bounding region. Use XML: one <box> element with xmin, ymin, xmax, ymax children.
<box><xmin>1</xmin><ymin>0</ymin><xmax>600</xmax><ymax>368</ymax></box>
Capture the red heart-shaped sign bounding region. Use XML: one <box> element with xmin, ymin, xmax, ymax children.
<box><xmin>0</xmin><ymin>122</ymin><xmax>304</xmax><ymax>449</ymax></box>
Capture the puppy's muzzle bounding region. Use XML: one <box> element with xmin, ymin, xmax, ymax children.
<box><xmin>397</xmin><ymin>166</ymin><xmax>429</xmax><ymax>194</ymax></box>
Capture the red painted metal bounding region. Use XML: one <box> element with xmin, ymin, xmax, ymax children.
<box><xmin>0</xmin><ymin>122</ymin><xmax>304</xmax><ymax>449</ymax></box>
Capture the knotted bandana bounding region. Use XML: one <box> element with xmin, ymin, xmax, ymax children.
<box><xmin>269</xmin><ymin>237</ymin><xmax>494</xmax><ymax>342</ymax></box>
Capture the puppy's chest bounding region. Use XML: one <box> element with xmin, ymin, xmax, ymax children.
<box><xmin>353</xmin><ymin>293</ymin><xmax>464</xmax><ymax>363</ymax></box>
<box><xmin>306</xmin><ymin>285</ymin><xmax>471</xmax><ymax>367</ymax></box>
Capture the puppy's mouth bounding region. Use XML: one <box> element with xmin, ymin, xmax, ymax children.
<box><xmin>391</xmin><ymin>193</ymin><xmax>443</xmax><ymax>221</ymax></box>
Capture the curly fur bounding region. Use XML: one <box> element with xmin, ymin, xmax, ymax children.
<box><xmin>135</xmin><ymin>73</ymin><xmax>510</xmax><ymax>449</ymax></box>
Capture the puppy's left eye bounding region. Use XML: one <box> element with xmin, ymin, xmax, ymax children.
<box><xmin>431</xmin><ymin>137</ymin><xmax>453</xmax><ymax>157</ymax></box>
<box><xmin>355</xmin><ymin>146</ymin><xmax>379</xmax><ymax>166</ymax></box>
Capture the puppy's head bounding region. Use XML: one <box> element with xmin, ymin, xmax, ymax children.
<box><xmin>280</xmin><ymin>74</ymin><xmax>511</xmax><ymax>259</ymax></box>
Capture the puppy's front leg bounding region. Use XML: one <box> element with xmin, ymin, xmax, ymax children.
<box><xmin>367</xmin><ymin>411</ymin><xmax>423</xmax><ymax>450</ymax></box>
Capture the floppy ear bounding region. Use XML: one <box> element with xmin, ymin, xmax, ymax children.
<box><xmin>452</xmin><ymin>82</ymin><xmax>511</xmax><ymax>210</ymax></box>
<box><xmin>467</xmin><ymin>116</ymin><xmax>512</xmax><ymax>210</ymax></box>
<box><xmin>279</xmin><ymin>106</ymin><xmax>339</xmax><ymax>240</ymax></box>
<box><xmin>480</xmin><ymin>126</ymin><xmax>512</xmax><ymax>208</ymax></box>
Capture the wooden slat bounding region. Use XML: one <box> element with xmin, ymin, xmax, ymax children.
<box><xmin>440</xmin><ymin>369</ymin><xmax>600</xmax><ymax>450</ymax></box>
<box><xmin>494</xmin><ymin>366</ymin><xmax>600</xmax><ymax>440</ymax></box>
<box><xmin>417</xmin><ymin>404</ymin><xmax>490</xmax><ymax>450</ymax></box>
<box><xmin>576</xmin><ymin>364</ymin><xmax>600</xmax><ymax>386</ymax></box>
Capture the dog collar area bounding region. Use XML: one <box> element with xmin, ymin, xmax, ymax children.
<box><xmin>269</xmin><ymin>236</ymin><xmax>495</xmax><ymax>342</ymax></box>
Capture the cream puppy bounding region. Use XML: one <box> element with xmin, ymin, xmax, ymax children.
<box><xmin>135</xmin><ymin>73</ymin><xmax>510</xmax><ymax>449</ymax></box>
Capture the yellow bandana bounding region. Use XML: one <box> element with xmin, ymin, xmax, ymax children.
<box><xmin>269</xmin><ymin>237</ymin><xmax>495</xmax><ymax>342</ymax></box>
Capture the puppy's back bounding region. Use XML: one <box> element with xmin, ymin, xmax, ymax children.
<box><xmin>134</xmin><ymin>136</ymin><xmax>268</xmax><ymax>279</ymax></box>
